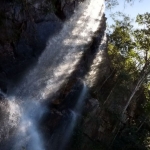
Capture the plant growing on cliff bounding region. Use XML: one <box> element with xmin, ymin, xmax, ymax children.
<box><xmin>108</xmin><ymin>12</ymin><xmax>150</xmax><ymax>115</ymax></box>
<box><xmin>107</xmin><ymin>12</ymin><xmax>150</xmax><ymax>148</ymax></box>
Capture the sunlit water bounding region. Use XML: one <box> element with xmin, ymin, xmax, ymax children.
<box><xmin>86</xmin><ymin>33</ymin><xmax>107</xmax><ymax>87</ymax></box>
<box><xmin>63</xmin><ymin>83</ymin><xmax>88</xmax><ymax>149</ymax></box>
<box><xmin>0</xmin><ymin>0</ymin><xmax>105</xmax><ymax>149</ymax></box>
<box><xmin>51</xmin><ymin>82</ymin><xmax>88</xmax><ymax>150</ymax></box>
<box><xmin>12</xmin><ymin>100</ymin><xmax>45</xmax><ymax>150</ymax></box>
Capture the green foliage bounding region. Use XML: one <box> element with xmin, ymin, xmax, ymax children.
<box><xmin>105</xmin><ymin>0</ymin><xmax>143</xmax><ymax>9</ymax></box>
<box><xmin>108</xmin><ymin>12</ymin><xmax>150</xmax><ymax>83</ymax></box>
<box><xmin>107</xmin><ymin>11</ymin><xmax>150</xmax><ymax>149</ymax></box>
<box><xmin>136</xmin><ymin>13</ymin><xmax>150</xmax><ymax>28</ymax></box>
<box><xmin>105</xmin><ymin>0</ymin><xmax>119</xmax><ymax>9</ymax></box>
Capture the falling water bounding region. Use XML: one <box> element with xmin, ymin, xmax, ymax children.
<box><xmin>10</xmin><ymin>0</ymin><xmax>104</xmax><ymax>101</ymax></box>
<box><xmin>86</xmin><ymin>33</ymin><xmax>107</xmax><ymax>87</ymax></box>
<box><xmin>0</xmin><ymin>0</ymin><xmax>105</xmax><ymax>149</ymax></box>
<box><xmin>57</xmin><ymin>82</ymin><xmax>88</xmax><ymax>150</ymax></box>
<box><xmin>74</xmin><ymin>81</ymin><xmax>87</xmax><ymax>112</ymax></box>
<box><xmin>65</xmin><ymin>83</ymin><xmax>87</xmax><ymax>148</ymax></box>
<box><xmin>12</xmin><ymin>101</ymin><xmax>45</xmax><ymax>150</ymax></box>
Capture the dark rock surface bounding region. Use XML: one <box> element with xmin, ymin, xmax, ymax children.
<box><xmin>0</xmin><ymin>0</ymin><xmax>82</xmax><ymax>92</ymax></box>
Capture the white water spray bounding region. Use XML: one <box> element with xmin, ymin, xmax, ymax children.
<box><xmin>2</xmin><ymin>0</ymin><xmax>105</xmax><ymax>149</ymax></box>
<box><xmin>60</xmin><ymin>82</ymin><xmax>88</xmax><ymax>150</ymax></box>
<box><xmin>12</xmin><ymin>101</ymin><xmax>45</xmax><ymax>150</ymax></box>
<box><xmin>86</xmin><ymin>33</ymin><xmax>107</xmax><ymax>87</ymax></box>
<box><xmin>11</xmin><ymin>0</ymin><xmax>104</xmax><ymax>101</ymax></box>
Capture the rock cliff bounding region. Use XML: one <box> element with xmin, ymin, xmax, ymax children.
<box><xmin>0</xmin><ymin>0</ymin><xmax>109</xmax><ymax>149</ymax></box>
<box><xmin>0</xmin><ymin>0</ymin><xmax>82</xmax><ymax>92</ymax></box>
<box><xmin>0</xmin><ymin>1</ymin><xmax>147</xmax><ymax>150</ymax></box>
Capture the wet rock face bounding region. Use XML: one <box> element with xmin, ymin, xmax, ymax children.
<box><xmin>0</xmin><ymin>0</ymin><xmax>82</xmax><ymax>91</ymax></box>
<box><xmin>83</xmin><ymin>98</ymin><xmax>114</xmax><ymax>142</ymax></box>
<box><xmin>0</xmin><ymin>1</ymin><xmax>110</xmax><ymax>149</ymax></box>
<box><xmin>39</xmin><ymin>79</ymin><xmax>85</xmax><ymax>149</ymax></box>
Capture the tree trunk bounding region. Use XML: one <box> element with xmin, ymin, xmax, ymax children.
<box><xmin>122</xmin><ymin>74</ymin><xmax>146</xmax><ymax>118</ymax></box>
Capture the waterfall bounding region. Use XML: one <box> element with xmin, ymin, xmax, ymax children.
<box><xmin>12</xmin><ymin>101</ymin><xmax>45</xmax><ymax>150</ymax></box>
<box><xmin>0</xmin><ymin>0</ymin><xmax>105</xmax><ymax>149</ymax></box>
<box><xmin>61</xmin><ymin>82</ymin><xmax>88</xmax><ymax>149</ymax></box>
<box><xmin>86</xmin><ymin>33</ymin><xmax>107</xmax><ymax>87</ymax></box>
<box><xmin>51</xmin><ymin>82</ymin><xmax>87</xmax><ymax>150</ymax></box>
<box><xmin>9</xmin><ymin>0</ymin><xmax>104</xmax><ymax>101</ymax></box>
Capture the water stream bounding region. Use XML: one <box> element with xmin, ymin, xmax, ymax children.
<box><xmin>60</xmin><ymin>82</ymin><xmax>88</xmax><ymax>150</ymax></box>
<box><xmin>0</xmin><ymin>0</ymin><xmax>105</xmax><ymax>149</ymax></box>
<box><xmin>53</xmin><ymin>82</ymin><xmax>88</xmax><ymax>150</ymax></box>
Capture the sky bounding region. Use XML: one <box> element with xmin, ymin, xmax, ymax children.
<box><xmin>105</xmin><ymin>0</ymin><xmax>150</xmax><ymax>28</ymax></box>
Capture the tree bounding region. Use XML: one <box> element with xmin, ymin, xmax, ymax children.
<box><xmin>108</xmin><ymin>12</ymin><xmax>150</xmax><ymax>119</ymax></box>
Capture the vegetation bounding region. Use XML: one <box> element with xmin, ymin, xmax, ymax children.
<box><xmin>105</xmin><ymin>0</ymin><xmax>143</xmax><ymax>9</ymax></box>
<box><xmin>105</xmin><ymin>9</ymin><xmax>150</xmax><ymax>149</ymax></box>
